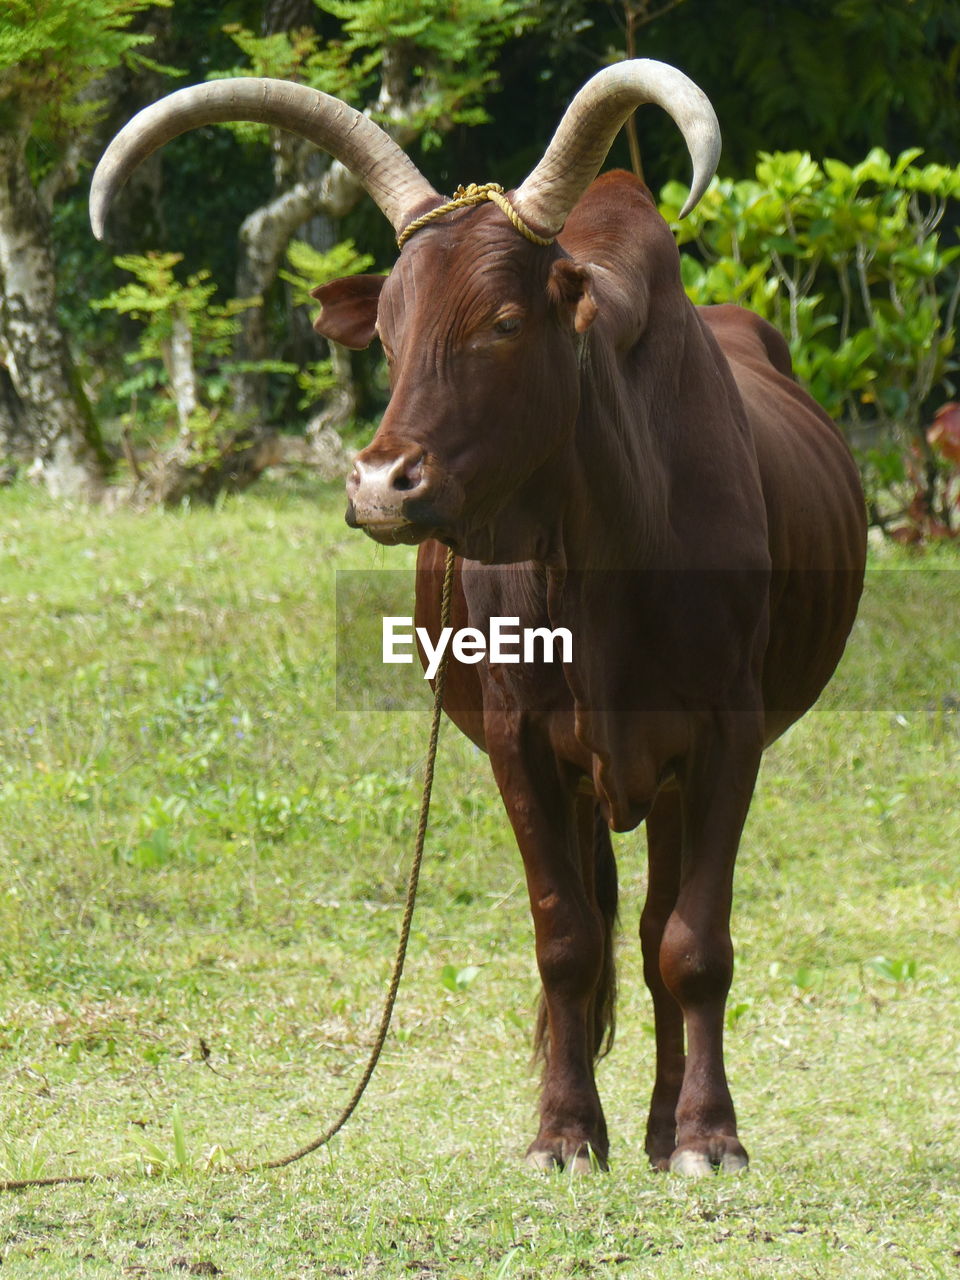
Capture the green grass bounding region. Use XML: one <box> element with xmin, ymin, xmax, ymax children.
<box><xmin>1</xmin><ymin>480</ymin><xmax>958</xmax><ymax>1278</ymax></box>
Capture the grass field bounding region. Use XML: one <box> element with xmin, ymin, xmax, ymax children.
<box><xmin>0</xmin><ymin>479</ymin><xmax>958</xmax><ymax>1278</ymax></box>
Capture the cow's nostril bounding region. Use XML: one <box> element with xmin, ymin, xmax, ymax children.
<box><xmin>391</xmin><ymin>457</ymin><xmax>423</xmax><ymax>493</ymax></box>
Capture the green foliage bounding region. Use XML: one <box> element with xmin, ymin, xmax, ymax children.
<box><xmin>866</xmin><ymin>955</ymin><xmax>918</xmax><ymax>986</ymax></box>
<box><xmin>0</xmin><ymin>0</ymin><xmax>169</xmax><ymax>136</ymax></box>
<box><xmin>326</xmin><ymin>0</ymin><xmax>534</xmax><ymax>84</ymax></box>
<box><xmin>440</xmin><ymin>963</ymin><xmax>481</xmax><ymax>993</ymax></box>
<box><xmin>282</xmin><ymin>237</ymin><xmax>375</xmax><ymax>309</ymax></box>
<box><xmin>662</xmin><ymin>147</ymin><xmax>960</xmax><ymax>538</ymax></box>
<box><xmin>281</xmin><ymin>237</ymin><xmax>376</xmax><ymax>408</ymax></box>
<box><xmin>217</xmin><ymin>0</ymin><xmax>533</xmax><ymax>147</ymax></box>
<box><xmin>14</xmin><ymin>0</ymin><xmax>960</xmax><ymax>508</ymax></box>
<box><xmin>321</xmin><ymin>0</ymin><xmax>533</xmax><ymax>140</ymax></box>
<box><xmin>213</xmin><ymin>20</ymin><xmax>361</xmax><ymax>114</ymax></box>
<box><xmin>93</xmin><ymin>250</ymin><xmax>252</xmax><ymax>358</ymax></box>
<box><xmin>637</xmin><ymin>0</ymin><xmax>960</xmax><ymax>172</ymax></box>
<box><xmin>91</xmin><ymin>252</ymin><xmax>295</xmax><ymax>458</ymax></box>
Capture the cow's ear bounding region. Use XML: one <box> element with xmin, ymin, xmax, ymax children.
<box><xmin>547</xmin><ymin>258</ymin><xmax>598</xmax><ymax>334</ymax></box>
<box><xmin>311</xmin><ymin>274</ymin><xmax>386</xmax><ymax>349</ymax></box>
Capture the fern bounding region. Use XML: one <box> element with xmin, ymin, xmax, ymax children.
<box><xmin>280</xmin><ymin>239</ymin><xmax>376</xmax><ymax>310</ymax></box>
<box><xmin>0</xmin><ymin>0</ymin><xmax>171</xmax><ymax>135</ymax></box>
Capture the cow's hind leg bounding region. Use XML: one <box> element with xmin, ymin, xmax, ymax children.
<box><xmin>657</xmin><ymin>717</ymin><xmax>762</xmax><ymax>1176</ymax></box>
<box><xmin>489</xmin><ymin>732</ymin><xmax>613</xmax><ymax>1171</ymax></box>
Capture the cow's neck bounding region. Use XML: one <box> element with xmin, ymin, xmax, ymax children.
<box><xmin>558</xmin><ymin>315</ymin><xmax>695</xmax><ymax>573</ymax></box>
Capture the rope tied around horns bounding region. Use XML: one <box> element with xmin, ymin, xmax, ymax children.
<box><xmin>397</xmin><ymin>183</ymin><xmax>554</xmax><ymax>249</ymax></box>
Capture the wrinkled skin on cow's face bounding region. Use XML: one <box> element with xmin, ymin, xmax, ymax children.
<box><xmin>314</xmin><ymin>203</ymin><xmax>597</xmax><ymax>564</ymax></box>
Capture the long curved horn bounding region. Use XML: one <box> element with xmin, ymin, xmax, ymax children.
<box><xmin>513</xmin><ymin>60</ymin><xmax>721</xmax><ymax>236</ymax></box>
<box><xmin>90</xmin><ymin>79</ymin><xmax>440</xmax><ymax>240</ymax></box>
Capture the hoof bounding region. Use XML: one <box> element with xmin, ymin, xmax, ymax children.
<box><xmin>526</xmin><ymin>1149</ymin><xmax>561</xmax><ymax>1172</ymax></box>
<box><xmin>669</xmin><ymin>1143</ymin><xmax>749</xmax><ymax>1177</ymax></box>
<box><xmin>525</xmin><ymin>1142</ymin><xmax>605</xmax><ymax>1174</ymax></box>
<box><xmin>568</xmin><ymin>1148</ymin><xmax>601</xmax><ymax>1175</ymax></box>
<box><xmin>669</xmin><ymin>1148</ymin><xmax>713</xmax><ymax>1178</ymax></box>
<box><xmin>719</xmin><ymin>1150</ymin><xmax>749</xmax><ymax>1174</ymax></box>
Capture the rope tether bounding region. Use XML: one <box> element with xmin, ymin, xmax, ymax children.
<box><xmin>0</xmin><ymin>547</ymin><xmax>458</xmax><ymax>1192</ymax></box>
<box><xmin>397</xmin><ymin>183</ymin><xmax>554</xmax><ymax>249</ymax></box>
<box><xmin>252</xmin><ymin>545</ymin><xmax>457</xmax><ymax>1171</ymax></box>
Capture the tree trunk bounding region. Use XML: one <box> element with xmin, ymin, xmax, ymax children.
<box><xmin>0</xmin><ymin>362</ymin><xmax>30</xmax><ymax>470</ymax></box>
<box><xmin>308</xmin><ymin>339</ymin><xmax>357</xmax><ymax>435</ymax></box>
<box><xmin>127</xmin><ymin>421</ymin><xmax>350</xmax><ymax>506</ymax></box>
<box><xmin>165</xmin><ymin>310</ymin><xmax>199</xmax><ymax>428</ymax></box>
<box><xmin>0</xmin><ymin>126</ymin><xmax>108</xmax><ymax>499</ymax></box>
<box><xmin>228</xmin><ymin>42</ymin><xmax>424</xmax><ymax>430</ymax></box>
<box><xmin>231</xmin><ymin>167</ymin><xmax>340</xmax><ymax>420</ymax></box>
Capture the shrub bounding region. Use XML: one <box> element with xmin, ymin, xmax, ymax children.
<box><xmin>661</xmin><ymin>149</ymin><xmax>960</xmax><ymax>539</ymax></box>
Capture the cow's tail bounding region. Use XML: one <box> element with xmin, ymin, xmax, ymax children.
<box><xmin>589</xmin><ymin>805</ymin><xmax>619</xmax><ymax>1059</ymax></box>
<box><xmin>533</xmin><ymin>800</ymin><xmax>619</xmax><ymax>1063</ymax></box>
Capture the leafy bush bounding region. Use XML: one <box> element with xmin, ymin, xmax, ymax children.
<box><xmin>92</xmin><ymin>251</ymin><xmax>294</xmax><ymax>457</ymax></box>
<box><xmin>661</xmin><ymin>149</ymin><xmax>960</xmax><ymax>539</ymax></box>
<box><xmin>89</xmin><ymin>251</ymin><xmax>303</xmax><ymax>505</ymax></box>
<box><xmin>279</xmin><ymin>237</ymin><xmax>374</xmax><ymax>409</ymax></box>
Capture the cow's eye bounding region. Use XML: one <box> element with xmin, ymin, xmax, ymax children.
<box><xmin>493</xmin><ymin>315</ymin><xmax>521</xmax><ymax>336</ymax></box>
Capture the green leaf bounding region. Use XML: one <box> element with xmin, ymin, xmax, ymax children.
<box><xmin>440</xmin><ymin>964</ymin><xmax>480</xmax><ymax>992</ymax></box>
<box><xmin>866</xmin><ymin>956</ymin><xmax>917</xmax><ymax>984</ymax></box>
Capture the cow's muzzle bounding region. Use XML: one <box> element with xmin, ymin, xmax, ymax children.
<box><xmin>346</xmin><ymin>451</ymin><xmax>432</xmax><ymax>544</ymax></box>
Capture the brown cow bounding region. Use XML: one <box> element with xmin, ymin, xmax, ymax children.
<box><xmin>91</xmin><ymin>62</ymin><xmax>867</xmax><ymax>1175</ymax></box>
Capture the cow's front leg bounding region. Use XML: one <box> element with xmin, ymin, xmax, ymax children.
<box><xmin>659</xmin><ymin>713</ymin><xmax>763</xmax><ymax>1176</ymax></box>
<box><xmin>487</xmin><ymin>719</ymin><xmax>608</xmax><ymax>1172</ymax></box>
